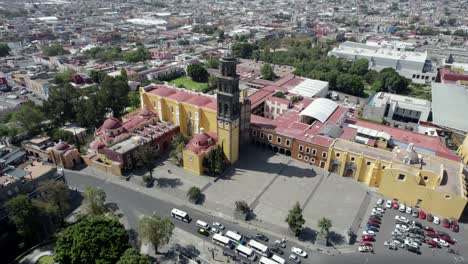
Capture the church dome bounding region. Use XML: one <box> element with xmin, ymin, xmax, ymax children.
<box><xmin>193</xmin><ymin>133</ymin><xmax>211</xmax><ymax>147</ymax></box>
<box><xmin>55</xmin><ymin>142</ymin><xmax>70</xmax><ymax>151</ymax></box>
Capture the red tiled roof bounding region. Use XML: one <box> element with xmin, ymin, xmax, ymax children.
<box><xmin>249</xmin><ymin>89</ymin><xmax>275</xmax><ymax>108</ymax></box>
<box><xmin>440</xmin><ymin>67</ymin><xmax>468</xmax><ymax>84</ymax></box>
<box><xmin>184</xmin><ymin>132</ymin><xmax>217</xmax><ymax>155</ymax></box>
<box><xmin>168</xmin><ymin>91</ymin><xmax>194</xmax><ymax>102</ymax></box>
<box><xmin>148</xmin><ymin>86</ymin><xmax>177</xmax><ymax>97</ymax></box>
<box><xmin>185</xmin><ymin>96</ymin><xmax>213</xmax><ymax>107</ymax></box>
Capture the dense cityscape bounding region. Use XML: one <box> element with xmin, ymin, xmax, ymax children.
<box><xmin>0</xmin><ymin>0</ymin><xmax>468</xmax><ymax>263</ymax></box>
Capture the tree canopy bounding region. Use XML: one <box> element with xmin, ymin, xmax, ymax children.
<box><xmin>14</xmin><ymin>102</ymin><xmax>45</xmax><ymax>132</ymax></box>
<box><xmin>138</xmin><ymin>216</ymin><xmax>175</xmax><ymax>254</ymax></box>
<box><xmin>42</xmin><ymin>44</ymin><xmax>69</xmax><ymax>56</ymax></box>
<box><xmin>318</xmin><ymin>217</ymin><xmax>332</xmax><ymax>238</ymax></box>
<box><xmin>286</xmin><ymin>201</ymin><xmax>305</xmax><ymax>236</ymax></box>
<box><xmin>187</xmin><ymin>64</ymin><xmax>209</xmax><ymax>83</ymax></box>
<box><xmin>0</xmin><ymin>43</ymin><xmax>10</xmax><ymax>57</ymax></box>
<box><xmin>206</xmin><ymin>58</ymin><xmax>220</xmax><ymax>69</ymax></box>
<box><xmin>187</xmin><ymin>186</ymin><xmax>203</xmax><ymax>204</ymax></box>
<box><xmin>54</xmin><ymin>216</ymin><xmax>130</xmax><ymax>264</ymax></box>
<box><xmin>202</xmin><ymin>146</ymin><xmax>225</xmax><ymax>176</ymax></box>
<box><xmin>5</xmin><ymin>195</ymin><xmax>41</xmax><ymax>244</ymax></box>
<box><xmin>97</xmin><ymin>76</ymin><xmax>131</xmax><ymax>117</ymax></box>
<box><xmin>83</xmin><ymin>186</ymin><xmax>107</xmax><ymax>216</ymax></box>
<box><xmin>116</xmin><ymin>248</ymin><xmax>150</xmax><ymax>264</ymax></box>
<box><xmin>134</xmin><ymin>144</ymin><xmax>160</xmax><ymax>179</ymax></box>
<box><xmin>261</xmin><ymin>63</ymin><xmax>275</xmax><ymax>81</ymax></box>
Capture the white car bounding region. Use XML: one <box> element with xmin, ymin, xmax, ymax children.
<box><xmin>398</xmin><ymin>204</ymin><xmax>406</xmax><ymax>212</ymax></box>
<box><xmin>396</xmin><ymin>224</ymin><xmax>409</xmax><ymax>232</ymax></box>
<box><xmin>405</xmin><ymin>206</ymin><xmax>412</xmax><ymax>214</ymax></box>
<box><xmin>395</xmin><ymin>215</ymin><xmax>409</xmax><ymax>224</ymax></box>
<box><xmin>212</xmin><ymin>222</ymin><xmax>225</xmax><ymax>230</ymax></box>
<box><xmin>358</xmin><ymin>245</ymin><xmax>373</xmax><ymax>253</ymax></box>
<box><xmin>433</xmin><ymin>238</ymin><xmax>449</xmax><ymax>247</ymax></box>
<box><xmin>433</xmin><ymin>216</ymin><xmax>440</xmax><ymax>225</ymax></box>
<box><xmin>385</xmin><ymin>200</ymin><xmax>392</xmax><ymax>209</ymax></box>
<box><xmin>392</xmin><ymin>239</ymin><xmax>404</xmax><ymax>248</ymax></box>
<box><xmin>376</xmin><ymin>199</ymin><xmax>384</xmax><ymax>205</ymax></box>
<box><xmin>363</xmin><ymin>230</ymin><xmax>375</xmax><ymax>236</ymax></box>
<box><xmin>372</xmin><ymin>207</ymin><xmax>385</xmax><ymax>213</ymax></box>
<box><xmin>291</xmin><ymin>247</ymin><xmax>307</xmax><ymax>257</ymax></box>
<box><xmin>404</xmin><ymin>239</ymin><xmax>419</xmax><ymax>249</ymax></box>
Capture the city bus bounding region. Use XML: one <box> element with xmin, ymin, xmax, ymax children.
<box><xmin>171</xmin><ymin>208</ymin><xmax>191</xmax><ymax>223</ymax></box>
<box><xmin>259</xmin><ymin>256</ymin><xmax>278</xmax><ymax>264</ymax></box>
<box><xmin>212</xmin><ymin>234</ymin><xmax>232</xmax><ymax>249</ymax></box>
<box><xmin>271</xmin><ymin>255</ymin><xmax>286</xmax><ymax>264</ymax></box>
<box><xmin>235</xmin><ymin>244</ymin><xmax>257</xmax><ymax>261</ymax></box>
<box><xmin>248</xmin><ymin>239</ymin><xmax>270</xmax><ymax>257</ymax></box>
<box><xmin>225</xmin><ymin>230</ymin><xmax>243</xmax><ymax>244</ymax></box>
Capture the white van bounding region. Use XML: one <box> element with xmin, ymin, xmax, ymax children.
<box><xmin>196</xmin><ymin>220</ymin><xmax>209</xmax><ymax>229</ymax></box>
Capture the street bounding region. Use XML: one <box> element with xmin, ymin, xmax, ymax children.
<box><xmin>64</xmin><ymin>170</ymin><xmax>463</xmax><ymax>264</ymax></box>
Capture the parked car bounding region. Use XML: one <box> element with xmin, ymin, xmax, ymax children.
<box><xmin>255</xmin><ymin>233</ymin><xmax>269</xmax><ymax>242</ymax></box>
<box><xmin>406</xmin><ymin>245</ymin><xmax>421</xmax><ymax>254</ymax></box>
<box><xmin>288</xmin><ymin>254</ymin><xmax>301</xmax><ymax>263</ymax></box>
<box><xmin>433</xmin><ymin>216</ymin><xmax>440</xmax><ymax>225</ymax></box>
<box><xmin>392</xmin><ymin>201</ymin><xmax>399</xmax><ymax>209</ymax></box>
<box><xmin>406</xmin><ymin>206</ymin><xmax>413</xmax><ymax>214</ymax></box>
<box><xmin>392</xmin><ymin>239</ymin><xmax>404</xmax><ymax>248</ymax></box>
<box><xmin>385</xmin><ymin>200</ymin><xmax>392</xmax><ymax>209</ymax></box>
<box><xmin>210</xmin><ymin>227</ymin><xmax>221</xmax><ymax>234</ymax></box>
<box><xmin>362</xmin><ymin>230</ymin><xmax>375</xmax><ymax>236</ymax></box>
<box><xmin>358</xmin><ymin>245</ymin><xmax>373</xmax><ymax>253</ymax></box>
<box><xmin>270</xmin><ymin>247</ymin><xmax>284</xmax><ymax>255</ymax></box>
<box><xmin>451</xmin><ymin>222</ymin><xmax>459</xmax><ymax>233</ymax></box>
<box><xmin>198</xmin><ymin>228</ymin><xmax>210</xmax><ymax>237</ymax></box>
<box><xmin>442</xmin><ymin>218</ymin><xmax>451</xmax><ymax>228</ymax></box>
<box><xmin>437</xmin><ymin>231</ymin><xmax>451</xmax><ymax>238</ymax></box>
<box><xmin>359</xmin><ymin>240</ymin><xmax>373</xmax><ymax>247</ymax></box>
<box><xmin>412</xmin><ymin>209</ymin><xmax>419</xmax><ymax>218</ymax></box>
<box><xmin>425</xmin><ymin>232</ymin><xmax>439</xmax><ymax>239</ymax></box>
<box><xmin>370</xmin><ymin>213</ymin><xmax>383</xmax><ymax>219</ymax></box>
<box><xmin>392</xmin><ymin>230</ymin><xmax>404</xmax><ymax>237</ymax></box>
<box><xmin>424</xmin><ymin>226</ymin><xmax>434</xmax><ymax>232</ymax></box>
<box><xmin>368</xmin><ymin>218</ymin><xmax>381</xmax><ymax>224</ymax></box>
<box><xmin>275</xmin><ymin>240</ymin><xmax>286</xmax><ymax>248</ymax></box>
<box><xmin>439</xmin><ymin>236</ymin><xmax>455</xmax><ymax>245</ymax></box>
<box><xmin>366</xmin><ymin>225</ymin><xmax>379</xmax><ymax>232</ymax></box>
<box><xmin>212</xmin><ymin>222</ymin><xmax>225</xmax><ymax>230</ymax></box>
<box><xmin>433</xmin><ymin>238</ymin><xmax>449</xmax><ymax>247</ymax></box>
<box><xmin>291</xmin><ymin>247</ymin><xmax>307</xmax><ymax>257</ymax></box>
<box><xmin>372</xmin><ymin>207</ymin><xmax>385</xmax><ymax>213</ymax></box>
<box><xmin>426</xmin><ymin>239</ymin><xmax>441</xmax><ymax>248</ymax></box>
<box><xmin>395</xmin><ymin>215</ymin><xmax>409</xmax><ymax>224</ymax></box>
<box><xmin>396</xmin><ymin>224</ymin><xmax>410</xmax><ymax>232</ymax></box>
<box><xmin>399</xmin><ymin>204</ymin><xmax>406</xmax><ymax>212</ymax></box>
<box><xmin>410</xmin><ymin>221</ymin><xmax>423</xmax><ymax>229</ymax></box>
<box><xmin>361</xmin><ymin>235</ymin><xmax>375</xmax><ymax>242</ymax></box>
<box><xmin>376</xmin><ymin>199</ymin><xmax>384</xmax><ymax>206</ymax></box>
<box><xmin>419</xmin><ymin>210</ymin><xmax>426</xmax><ymax>219</ymax></box>
<box><xmin>404</xmin><ymin>239</ymin><xmax>419</xmax><ymax>249</ymax></box>
<box><xmin>427</xmin><ymin>214</ymin><xmax>434</xmax><ymax>222</ymax></box>
<box><xmin>367</xmin><ymin>221</ymin><xmax>380</xmax><ymax>228</ymax></box>
<box><xmin>384</xmin><ymin>241</ymin><xmax>398</xmax><ymax>250</ymax></box>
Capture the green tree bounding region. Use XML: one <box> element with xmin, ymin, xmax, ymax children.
<box><xmin>13</xmin><ymin>102</ymin><xmax>45</xmax><ymax>132</ymax></box>
<box><xmin>375</xmin><ymin>68</ymin><xmax>409</xmax><ymax>93</ymax></box>
<box><xmin>83</xmin><ymin>186</ymin><xmax>107</xmax><ymax>216</ymax></box>
<box><xmin>187</xmin><ymin>186</ymin><xmax>202</xmax><ymax>204</ymax></box>
<box><xmin>318</xmin><ymin>217</ymin><xmax>332</xmax><ymax>238</ymax></box>
<box><xmin>120</xmin><ymin>68</ymin><xmax>128</xmax><ymax>82</ymax></box>
<box><xmin>203</xmin><ymin>146</ymin><xmax>225</xmax><ymax>176</ymax></box>
<box><xmin>349</xmin><ymin>59</ymin><xmax>369</xmax><ymax>76</ymax></box>
<box><xmin>178</xmin><ymin>39</ymin><xmax>190</xmax><ymax>46</ymax></box>
<box><xmin>208</xmin><ymin>75</ymin><xmax>218</xmax><ymax>91</ymax></box>
<box><xmin>54</xmin><ymin>70</ymin><xmax>75</xmax><ymax>85</ymax></box>
<box><xmin>235</xmin><ymin>200</ymin><xmax>250</xmax><ymax>214</ymax></box>
<box><xmin>75</xmin><ymin>96</ymin><xmax>105</xmax><ymax>129</ymax></box>
<box><xmin>42</xmin><ymin>44</ymin><xmax>69</xmax><ymax>56</ymax></box>
<box><xmin>5</xmin><ymin>195</ymin><xmax>41</xmax><ymax>244</ymax></box>
<box><xmin>55</xmin><ymin>216</ymin><xmax>130</xmax><ymax>264</ymax></box>
<box><xmin>123</xmin><ymin>47</ymin><xmax>150</xmax><ymax>63</ymax></box>
<box><xmin>128</xmin><ymin>91</ymin><xmax>141</xmax><ymax>110</ymax></box>
<box><xmin>43</xmin><ymin>84</ymin><xmax>80</xmax><ymax>125</ymax></box>
<box><xmin>206</xmin><ymin>58</ymin><xmax>220</xmax><ymax>69</ymax></box>
<box><xmin>261</xmin><ymin>63</ymin><xmax>275</xmax><ymax>81</ymax></box>
<box><xmin>0</xmin><ymin>43</ymin><xmax>10</xmax><ymax>57</ymax></box>
<box><xmin>218</xmin><ymin>30</ymin><xmax>225</xmax><ymax>40</ymax></box>
<box><xmin>187</xmin><ymin>64</ymin><xmax>209</xmax><ymax>82</ymax></box>
<box><xmin>49</xmin><ymin>128</ymin><xmax>75</xmax><ymax>143</ymax></box>
<box><xmin>39</xmin><ymin>180</ymin><xmax>70</xmax><ymax>226</ymax></box>
<box><xmin>134</xmin><ymin>144</ymin><xmax>160</xmax><ymax>180</ymax></box>
<box><xmin>285</xmin><ymin>202</ymin><xmax>305</xmax><ymax>236</ymax></box>
<box><xmin>448</xmin><ymin>18</ymin><xmax>457</xmax><ymax>26</ymax></box>
<box><xmin>138</xmin><ymin>216</ymin><xmax>175</xmax><ymax>254</ymax></box>
<box><xmin>232</xmin><ymin>42</ymin><xmax>255</xmax><ymax>58</ymax></box>
<box><xmin>117</xmin><ymin>248</ymin><xmax>150</xmax><ymax>264</ymax></box>
<box><xmin>97</xmin><ymin>76</ymin><xmax>130</xmax><ymax>117</ymax></box>
<box><xmin>89</xmin><ymin>70</ymin><xmax>108</xmax><ymax>83</ymax></box>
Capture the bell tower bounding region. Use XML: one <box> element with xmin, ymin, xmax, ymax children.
<box><xmin>216</xmin><ymin>49</ymin><xmax>240</xmax><ymax>163</ymax></box>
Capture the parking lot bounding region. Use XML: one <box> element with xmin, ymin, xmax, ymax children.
<box><xmin>357</xmin><ymin>198</ymin><xmax>466</xmax><ymax>262</ymax></box>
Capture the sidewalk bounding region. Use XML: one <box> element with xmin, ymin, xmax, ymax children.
<box><xmin>67</xmin><ymin>167</ymin><xmax>353</xmax><ymax>256</ymax></box>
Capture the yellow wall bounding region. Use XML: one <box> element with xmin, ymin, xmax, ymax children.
<box><xmin>183</xmin><ymin>150</ymin><xmax>205</xmax><ymax>175</ymax></box>
<box><xmin>141</xmin><ymin>91</ymin><xmax>217</xmax><ymax>137</ymax></box>
<box><xmin>458</xmin><ymin>135</ymin><xmax>468</xmax><ymax>165</ymax></box>
<box><xmin>217</xmin><ymin>121</ymin><xmax>239</xmax><ymax>164</ymax></box>
<box><xmin>379</xmin><ymin>168</ymin><xmax>467</xmax><ymax>219</ymax></box>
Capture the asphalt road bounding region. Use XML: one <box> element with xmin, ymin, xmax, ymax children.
<box><xmin>64</xmin><ymin>171</ymin><xmax>462</xmax><ymax>264</ymax></box>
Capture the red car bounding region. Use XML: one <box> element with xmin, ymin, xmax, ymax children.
<box><xmin>451</xmin><ymin>222</ymin><xmax>459</xmax><ymax>233</ymax></box>
<box><xmin>361</xmin><ymin>235</ymin><xmax>375</xmax><ymax>241</ymax></box>
<box><xmin>392</xmin><ymin>201</ymin><xmax>399</xmax><ymax>209</ymax></box>
<box><xmin>442</xmin><ymin>218</ymin><xmax>451</xmax><ymax>228</ymax></box>
<box><xmin>424</xmin><ymin>226</ymin><xmax>435</xmax><ymax>232</ymax></box>
<box><xmin>426</xmin><ymin>239</ymin><xmax>441</xmax><ymax>248</ymax></box>
<box><xmin>425</xmin><ymin>232</ymin><xmax>439</xmax><ymax>238</ymax></box>
<box><xmin>427</xmin><ymin>213</ymin><xmax>434</xmax><ymax>222</ymax></box>
<box><xmin>419</xmin><ymin>210</ymin><xmax>426</xmax><ymax>219</ymax></box>
<box><xmin>359</xmin><ymin>240</ymin><xmax>373</xmax><ymax>246</ymax></box>
<box><xmin>368</xmin><ymin>218</ymin><xmax>381</xmax><ymax>224</ymax></box>
<box><xmin>439</xmin><ymin>236</ymin><xmax>455</xmax><ymax>244</ymax></box>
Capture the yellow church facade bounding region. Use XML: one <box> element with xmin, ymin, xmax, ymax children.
<box><xmin>326</xmin><ymin>139</ymin><xmax>467</xmax><ymax>219</ymax></box>
<box><xmin>458</xmin><ymin>135</ymin><xmax>468</xmax><ymax>165</ymax></box>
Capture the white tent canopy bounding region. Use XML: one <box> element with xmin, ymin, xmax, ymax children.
<box><xmin>299</xmin><ymin>98</ymin><xmax>338</xmax><ymax>123</ymax></box>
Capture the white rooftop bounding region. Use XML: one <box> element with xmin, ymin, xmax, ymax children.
<box><xmin>289</xmin><ymin>78</ymin><xmax>329</xmax><ymax>98</ymax></box>
<box><xmin>299</xmin><ymin>98</ymin><xmax>338</xmax><ymax>123</ymax></box>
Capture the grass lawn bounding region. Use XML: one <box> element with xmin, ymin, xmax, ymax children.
<box><xmin>37</xmin><ymin>255</ymin><xmax>55</xmax><ymax>264</ymax></box>
<box><xmin>169</xmin><ymin>77</ymin><xmax>209</xmax><ymax>92</ymax></box>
